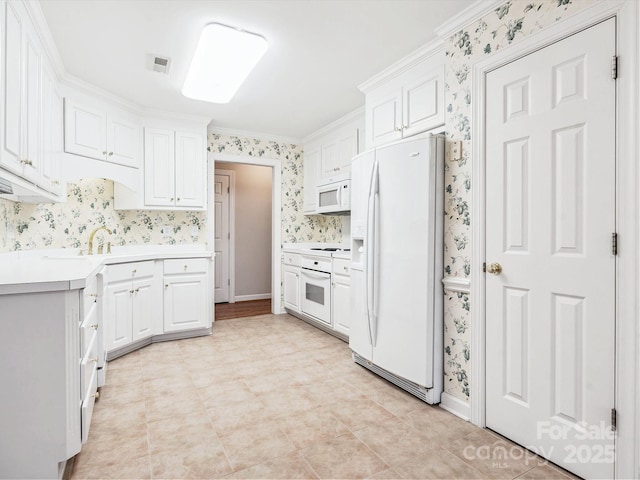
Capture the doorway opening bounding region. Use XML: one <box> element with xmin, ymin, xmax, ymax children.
<box><xmin>212</xmin><ymin>161</ymin><xmax>274</xmax><ymax>320</ymax></box>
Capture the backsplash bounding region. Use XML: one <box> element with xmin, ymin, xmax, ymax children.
<box><xmin>442</xmin><ymin>0</ymin><xmax>591</xmax><ymax>402</ymax></box>
<box><xmin>0</xmin><ymin>133</ymin><xmax>343</xmax><ymax>253</ymax></box>
<box><xmin>0</xmin><ymin>180</ymin><xmax>206</xmax><ymax>252</ymax></box>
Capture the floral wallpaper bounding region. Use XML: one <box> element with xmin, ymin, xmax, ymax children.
<box><xmin>207</xmin><ymin>133</ymin><xmax>344</xmax><ymax>244</ymax></box>
<box><xmin>0</xmin><ymin>180</ymin><xmax>207</xmax><ymax>252</ymax></box>
<box><xmin>442</xmin><ymin>0</ymin><xmax>592</xmax><ymax>402</ymax></box>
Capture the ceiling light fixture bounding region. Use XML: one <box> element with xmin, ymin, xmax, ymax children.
<box><xmin>182</xmin><ymin>23</ymin><xmax>268</xmax><ymax>104</ymax></box>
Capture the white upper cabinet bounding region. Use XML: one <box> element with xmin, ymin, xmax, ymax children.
<box><xmin>174</xmin><ymin>131</ymin><xmax>204</xmax><ymax>208</ymax></box>
<box><xmin>64</xmin><ymin>99</ymin><xmax>140</xmax><ymax>168</ymax></box>
<box><xmin>361</xmin><ymin>46</ymin><xmax>445</xmax><ymax>149</ymax></box>
<box><xmin>0</xmin><ymin>0</ymin><xmax>64</xmax><ymax>201</ymax></box>
<box><xmin>141</xmin><ymin>127</ymin><xmax>205</xmax><ymax>209</ymax></box>
<box><xmin>303</xmin><ymin>109</ymin><xmax>364</xmax><ymax>214</ymax></box>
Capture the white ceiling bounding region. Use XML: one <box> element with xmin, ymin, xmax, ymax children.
<box><xmin>40</xmin><ymin>0</ymin><xmax>475</xmax><ymax>140</ymax></box>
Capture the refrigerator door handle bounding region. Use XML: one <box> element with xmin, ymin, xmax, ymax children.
<box><xmin>371</xmin><ymin>190</ymin><xmax>380</xmax><ymax>347</ymax></box>
<box><xmin>364</xmin><ymin>160</ymin><xmax>378</xmax><ymax>346</ymax></box>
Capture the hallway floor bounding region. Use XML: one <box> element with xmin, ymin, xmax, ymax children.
<box><xmin>215</xmin><ymin>299</ymin><xmax>272</xmax><ymax>321</ymax></box>
<box><xmin>70</xmin><ymin>314</ymin><xmax>577</xmax><ymax>479</ymax></box>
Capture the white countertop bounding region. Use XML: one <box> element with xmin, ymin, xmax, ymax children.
<box><xmin>282</xmin><ymin>243</ymin><xmax>351</xmax><ymax>259</ymax></box>
<box><xmin>0</xmin><ymin>245</ymin><xmax>213</xmax><ymax>295</ymax></box>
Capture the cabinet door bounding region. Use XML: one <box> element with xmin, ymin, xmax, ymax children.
<box><xmin>106</xmin><ymin>114</ymin><xmax>139</xmax><ymax>168</ymax></box>
<box><xmin>336</xmin><ymin>128</ymin><xmax>358</xmax><ymax>175</ymax></box>
<box><xmin>105</xmin><ymin>280</ymin><xmax>133</xmax><ymax>352</ymax></box>
<box><xmin>131</xmin><ymin>277</ymin><xmax>158</xmax><ymax>342</ymax></box>
<box><xmin>303</xmin><ymin>147</ymin><xmax>320</xmax><ymax>214</ymax></box>
<box><xmin>402</xmin><ymin>67</ymin><xmax>444</xmax><ymax>137</ymax></box>
<box><xmin>21</xmin><ymin>20</ymin><xmax>41</xmax><ymax>183</ymax></box>
<box><xmin>174</xmin><ymin>131</ymin><xmax>204</xmax><ymax>208</ymax></box>
<box><xmin>144</xmin><ymin>128</ymin><xmax>175</xmax><ymax>206</ymax></box>
<box><xmin>1</xmin><ymin>0</ymin><xmax>23</xmax><ymax>174</ymax></box>
<box><xmin>40</xmin><ymin>61</ymin><xmax>61</xmax><ymax>194</ymax></box>
<box><xmin>64</xmin><ymin>99</ymin><xmax>107</xmax><ymax>160</ymax></box>
<box><xmin>332</xmin><ymin>274</ymin><xmax>351</xmax><ymax>336</ymax></box>
<box><xmin>283</xmin><ymin>266</ymin><xmax>300</xmax><ymax>312</ymax></box>
<box><xmin>320</xmin><ymin>141</ymin><xmax>337</xmax><ymax>179</ymax></box>
<box><xmin>163</xmin><ymin>273</ymin><xmax>207</xmax><ymax>332</ymax></box>
<box><xmin>366</xmin><ymin>89</ymin><xmax>402</xmax><ymax>148</ymax></box>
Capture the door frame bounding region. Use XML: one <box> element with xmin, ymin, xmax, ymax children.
<box><xmin>207</xmin><ymin>152</ymin><xmax>281</xmax><ymax>314</ymax></box>
<box><xmin>470</xmin><ymin>1</ymin><xmax>638</xmax><ymax>478</ymax></box>
<box><xmin>213</xmin><ymin>169</ymin><xmax>236</xmax><ymax>303</ymax></box>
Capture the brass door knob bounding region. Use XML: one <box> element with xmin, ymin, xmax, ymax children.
<box><xmin>487</xmin><ymin>262</ymin><xmax>502</xmax><ymax>275</ymax></box>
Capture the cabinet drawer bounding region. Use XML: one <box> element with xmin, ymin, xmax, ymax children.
<box><xmin>283</xmin><ymin>252</ymin><xmax>301</xmax><ymax>266</ymax></box>
<box><xmin>81</xmin><ymin>366</ymin><xmax>98</xmax><ymax>444</ymax></box>
<box><xmin>80</xmin><ymin>303</ymin><xmax>99</xmax><ymax>354</ymax></box>
<box><xmin>164</xmin><ymin>258</ymin><xmax>208</xmax><ymax>275</ymax></box>
<box><xmin>333</xmin><ymin>258</ymin><xmax>351</xmax><ymax>276</ymax></box>
<box><xmin>82</xmin><ymin>275</ymin><xmax>99</xmax><ymax>317</ymax></box>
<box><xmin>301</xmin><ymin>255</ymin><xmax>332</xmax><ymax>272</ymax></box>
<box><xmin>81</xmin><ymin>334</ymin><xmax>98</xmax><ymax>400</ymax></box>
<box><xmin>108</xmin><ymin>260</ymin><xmax>155</xmax><ymax>282</ymax></box>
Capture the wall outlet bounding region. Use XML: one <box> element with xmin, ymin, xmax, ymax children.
<box><xmin>450</xmin><ymin>140</ymin><xmax>462</xmax><ymax>161</ymax></box>
<box><xmin>161</xmin><ymin>225</ymin><xmax>171</xmax><ymax>236</ymax></box>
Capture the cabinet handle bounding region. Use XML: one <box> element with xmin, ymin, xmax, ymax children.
<box><xmin>108</xmin><ymin>152</ymin><xmax>114</xmax><ymax>156</ymax></box>
<box><xmin>403</xmin><ymin>124</ymin><xmax>408</xmax><ymax>129</ymax></box>
<box><xmin>184</xmin><ymin>265</ymin><xmax>188</xmax><ymax>271</ymax></box>
<box><xmin>90</xmin><ymin>323</ymin><xmax>99</xmax><ymax>330</ymax></box>
<box><xmin>20</xmin><ymin>159</ymin><xmax>33</xmax><ymax>166</ymax></box>
<box><xmin>177</xmin><ymin>198</ymin><xmax>181</xmax><ymax>201</ymax></box>
<box><xmin>90</xmin><ymin>357</ymin><xmax>98</xmax><ymax>363</ymax></box>
<box><xmin>165</xmin><ymin>284</ymin><xmax>169</xmax><ymax>288</ymax></box>
<box><xmin>102</xmin><ymin>151</ymin><xmax>107</xmax><ymax>155</ymax></box>
<box><xmin>170</xmin><ymin>198</ymin><xmax>174</xmax><ymax>202</ymax></box>
<box><xmin>89</xmin><ymin>293</ymin><xmax>98</xmax><ymax>297</ymax></box>
<box><xmin>343</xmin><ymin>266</ymin><xmax>348</xmax><ymax>272</ymax></box>
<box><xmin>92</xmin><ymin>391</ymin><xmax>100</xmax><ymax>400</ymax></box>
<box><xmin>134</xmin><ymin>288</ymin><xmax>139</xmax><ymax>293</ymax></box>
<box><xmin>129</xmin><ymin>289</ymin><xmax>134</xmax><ymax>294</ymax></box>
<box><xmin>132</xmin><ymin>269</ymin><xmax>137</xmax><ymax>275</ymax></box>
<box><xmin>52</xmin><ymin>180</ymin><xmax>60</xmax><ymax>185</ymax></box>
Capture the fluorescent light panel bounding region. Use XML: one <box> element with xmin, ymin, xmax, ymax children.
<box><xmin>182</xmin><ymin>23</ymin><xmax>267</xmax><ymax>104</ymax></box>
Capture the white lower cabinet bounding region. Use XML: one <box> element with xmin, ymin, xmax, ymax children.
<box><xmin>105</xmin><ymin>261</ymin><xmax>162</xmax><ymax>354</ymax></box>
<box><xmin>283</xmin><ymin>252</ymin><xmax>301</xmax><ymax>312</ymax></box>
<box><xmin>332</xmin><ymin>258</ymin><xmax>351</xmax><ymax>336</ymax></box>
<box><xmin>163</xmin><ymin>258</ymin><xmax>209</xmax><ymax>332</ymax></box>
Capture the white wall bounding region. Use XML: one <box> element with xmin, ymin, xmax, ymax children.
<box><xmin>216</xmin><ymin>162</ymin><xmax>272</xmax><ymax>299</ymax></box>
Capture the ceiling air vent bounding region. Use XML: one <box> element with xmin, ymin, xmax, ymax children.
<box><xmin>153</xmin><ymin>56</ymin><xmax>171</xmax><ymax>74</ymax></box>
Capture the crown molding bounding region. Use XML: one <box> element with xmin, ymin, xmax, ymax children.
<box><xmin>207</xmin><ymin>126</ymin><xmax>302</xmax><ymax>145</ymax></box>
<box><xmin>358</xmin><ymin>37</ymin><xmax>443</xmax><ymax>93</ymax></box>
<box><xmin>434</xmin><ymin>0</ymin><xmax>505</xmax><ymax>40</ymax></box>
<box><xmin>302</xmin><ymin>106</ymin><xmax>365</xmax><ymax>145</ymax></box>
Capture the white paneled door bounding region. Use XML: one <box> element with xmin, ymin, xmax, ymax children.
<box><xmin>485</xmin><ymin>19</ymin><xmax>616</xmax><ymax>479</ymax></box>
<box><xmin>214</xmin><ymin>173</ymin><xmax>230</xmax><ymax>303</ymax></box>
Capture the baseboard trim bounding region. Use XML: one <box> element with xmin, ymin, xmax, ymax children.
<box><xmin>439</xmin><ymin>392</ymin><xmax>471</xmax><ymax>421</ymax></box>
<box><xmin>106</xmin><ymin>327</ymin><xmax>212</xmax><ymax>360</ymax></box>
<box><xmin>234</xmin><ymin>293</ymin><xmax>272</xmax><ymax>302</ymax></box>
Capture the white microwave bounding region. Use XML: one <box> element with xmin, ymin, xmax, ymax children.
<box><xmin>316</xmin><ymin>178</ymin><xmax>351</xmax><ymax>215</ymax></box>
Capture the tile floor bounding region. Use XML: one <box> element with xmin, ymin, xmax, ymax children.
<box><xmin>71</xmin><ymin>314</ymin><xmax>577</xmax><ymax>479</ymax></box>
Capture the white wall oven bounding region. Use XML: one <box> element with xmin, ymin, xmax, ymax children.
<box><xmin>300</xmin><ymin>255</ymin><xmax>332</xmax><ymax>325</ymax></box>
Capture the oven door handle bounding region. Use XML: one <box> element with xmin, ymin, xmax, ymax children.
<box><xmin>302</xmin><ymin>270</ymin><xmax>330</xmax><ymax>280</ymax></box>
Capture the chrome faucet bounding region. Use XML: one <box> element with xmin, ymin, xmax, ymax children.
<box><xmin>88</xmin><ymin>226</ymin><xmax>112</xmax><ymax>255</ymax></box>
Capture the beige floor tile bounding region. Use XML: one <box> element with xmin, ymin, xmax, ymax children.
<box><xmin>141</xmin><ymin>362</ymin><xmax>190</xmax><ymax>381</ymax></box>
<box><xmin>74</xmin><ymin>427</ymin><xmax>148</xmax><ymax>469</ymax></box>
<box><xmin>197</xmin><ymin>380</ymin><xmax>257</xmax><ymax>409</ymax></box>
<box><xmin>300</xmin><ymin>432</ymin><xmax>389</xmax><ymax>479</ymax></box>
<box><xmin>328</xmin><ymin>395</ymin><xmax>397</xmax><ymax>431</ymax></box>
<box><xmin>97</xmin><ymin>381</ymin><xmax>145</xmax><ymax>407</ymax></box>
<box><xmin>145</xmin><ymin>390</ymin><xmax>205</xmax><ymax>423</ymax></box>
<box><xmin>277</xmin><ymin>406</ymin><xmax>351</xmax><ymax>449</ymax></box>
<box><xmin>402</xmin><ymin>407</ymin><xmax>477</xmax><ymax>442</ymax></box>
<box><xmin>363</xmin><ymin>384</ymin><xmax>431</xmax><ymax>417</ymax></box>
<box><xmin>259</xmin><ymin>386</ymin><xmax>320</xmax><ymax>417</ymax></box>
<box><xmin>90</xmin><ymin>399</ymin><xmax>146</xmax><ymax>430</ymax></box>
<box><xmin>224</xmin><ymin>452</ymin><xmax>318</xmax><ymax>479</ymax></box>
<box><xmin>515</xmin><ymin>464</ymin><xmax>576</xmax><ymax>479</ymax></box>
<box><xmin>244</xmin><ymin>370</ymin><xmax>296</xmax><ymax>394</ymax></box>
<box><xmin>143</xmin><ymin>374</ymin><xmax>196</xmax><ymax>398</ymax></box>
<box><xmin>445</xmin><ymin>429</ymin><xmax>540</xmax><ymax>479</ymax></box>
<box><xmin>147</xmin><ymin>410</ymin><xmax>217</xmax><ymax>454</ymax></box>
<box><xmin>219</xmin><ymin>419</ymin><xmax>296</xmax><ymax>471</ymax></box>
<box><xmin>206</xmin><ymin>399</ymin><xmax>267</xmax><ymax>435</ymax></box>
<box><xmin>105</xmin><ymin>365</ymin><xmax>143</xmax><ymax>386</ymax></box>
<box><xmin>189</xmin><ymin>364</ymin><xmax>240</xmax><ymax>388</ymax></box>
<box><xmin>393</xmin><ymin>446</ymin><xmax>485</xmax><ymax>479</ymax></box>
<box><xmin>354</xmin><ymin>417</ymin><xmax>438</xmax><ymax>467</ymax></box>
<box><xmin>71</xmin><ymin>454</ymin><xmax>151</xmax><ymax>479</ymax></box>
<box><xmin>150</xmin><ymin>443</ymin><xmax>233</xmax><ymax>479</ymax></box>
<box><xmin>366</xmin><ymin>467</ymin><xmax>404</xmax><ymax>479</ymax></box>
<box><xmin>303</xmin><ymin>377</ymin><xmax>364</xmax><ymax>404</ymax></box>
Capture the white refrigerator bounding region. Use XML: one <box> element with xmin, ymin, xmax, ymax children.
<box><xmin>349</xmin><ymin>134</ymin><xmax>444</xmax><ymax>404</ymax></box>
